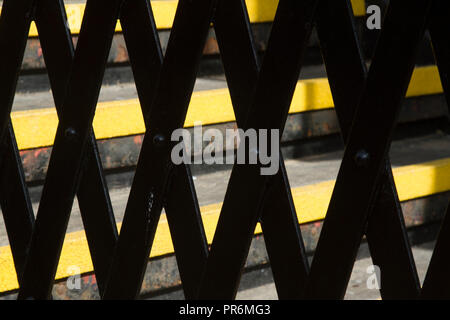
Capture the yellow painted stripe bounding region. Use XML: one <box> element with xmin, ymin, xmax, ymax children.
<box><xmin>11</xmin><ymin>65</ymin><xmax>442</xmax><ymax>151</ymax></box>
<box><xmin>0</xmin><ymin>0</ymin><xmax>366</xmax><ymax>37</ymax></box>
<box><xmin>351</xmin><ymin>0</ymin><xmax>366</xmax><ymax>16</ymax></box>
<box><xmin>0</xmin><ymin>156</ymin><xmax>449</xmax><ymax>293</ymax></box>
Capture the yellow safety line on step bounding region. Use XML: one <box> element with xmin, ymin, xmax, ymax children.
<box><xmin>1</xmin><ymin>156</ymin><xmax>449</xmax><ymax>292</ymax></box>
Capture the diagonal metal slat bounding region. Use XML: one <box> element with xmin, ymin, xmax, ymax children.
<box><xmin>0</xmin><ymin>122</ymin><xmax>35</xmax><ymax>280</ymax></box>
<box><xmin>33</xmin><ymin>0</ymin><xmax>118</xmax><ymax>295</ymax></box>
<box><xmin>119</xmin><ymin>0</ymin><xmax>209</xmax><ymax>299</ymax></box>
<box><xmin>213</xmin><ymin>0</ymin><xmax>309</xmax><ymax>299</ymax></box>
<box><xmin>119</xmin><ymin>0</ymin><xmax>310</xmax><ymax>300</ymax></box>
<box><xmin>0</xmin><ymin>0</ymin><xmax>446</xmax><ymax>301</ymax></box>
<box><xmin>419</xmin><ymin>0</ymin><xmax>450</xmax><ymax>299</ymax></box>
<box><xmin>103</xmin><ymin>0</ymin><xmax>218</xmax><ymax>299</ymax></box>
<box><xmin>0</xmin><ymin>0</ymin><xmax>34</xmax><ymax>142</ymax></box>
<box><xmin>18</xmin><ymin>0</ymin><xmax>124</xmax><ymax>299</ymax></box>
<box><xmin>316</xmin><ymin>0</ymin><xmax>420</xmax><ymax>299</ymax></box>
<box><xmin>198</xmin><ymin>0</ymin><xmax>319</xmax><ymax>299</ymax></box>
<box><xmin>0</xmin><ymin>0</ymin><xmax>36</xmax><ymax>282</ymax></box>
<box><xmin>304</xmin><ymin>0</ymin><xmax>432</xmax><ymax>299</ymax></box>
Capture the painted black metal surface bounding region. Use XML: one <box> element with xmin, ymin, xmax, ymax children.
<box><xmin>198</xmin><ymin>0</ymin><xmax>319</xmax><ymax>299</ymax></box>
<box><xmin>316</xmin><ymin>0</ymin><xmax>420</xmax><ymax>299</ymax></box>
<box><xmin>119</xmin><ymin>0</ymin><xmax>208</xmax><ymax>299</ymax></box>
<box><xmin>305</xmin><ymin>0</ymin><xmax>432</xmax><ymax>299</ymax></box>
<box><xmin>0</xmin><ymin>0</ymin><xmax>449</xmax><ymax>300</ymax></box>
<box><xmin>0</xmin><ymin>0</ymin><xmax>36</xmax><ymax>285</ymax></box>
<box><xmin>102</xmin><ymin>0</ymin><xmax>218</xmax><ymax>299</ymax></box>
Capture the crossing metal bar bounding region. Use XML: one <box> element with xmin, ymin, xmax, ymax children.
<box><xmin>304</xmin><ymin>0</ymin><xmax>432</xmax><ymax>299</ymax></box>
<box><xmin>119</xmin><ymin>0</ymin><xmax>209</xmax><ymax>299</ymax></box>
<box><xmin>213</xmin><ymin>0</ymin><xmax>310</xmax><ymax>299</ymax></box>
<box><xmin>33</xmin><ymin>0</ymin><xmax>118</xmax><ymax>295</ymax></box>
<box><xmin>18</xmin><ymin>0</ymin><xmax>124</xmax><ymax>299</ymax></box>
<box><xmin>0</xmin><ymin>0</ymin><xmax>449</xmax><ymax>300</ymax></box>
<box><xmin>316</xmin><ymin>0</ymin><xmax>420</xmax><ymax>299</ymax></box>
<box><xmin>103</xmin><ymin>0</ymin><xmax>218</xmax><ymax>299</ymax></box>
<box><xmin>0</xmin><ymin>123</ymin><xmax>34</xmax><ymax>280</ymax></box>
<box><xmin>0</xmin><ymin>0</ymin><xmax>35</xmax><ymax>283</ymax></box>
<box><xmin>420</xmin><ymin>0</ymin><xmax>450</xmax><ymax>299</ymax></box>
<box><xmin>198</xmin><ymin>0</ymin><xmax>319</xmax><ymax>299</ymax></box>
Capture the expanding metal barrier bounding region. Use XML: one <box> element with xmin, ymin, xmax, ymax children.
<box><xmin>0</xmin><ymin>0</ymin><xmax>449</xmax><ymax>300</ymax></box>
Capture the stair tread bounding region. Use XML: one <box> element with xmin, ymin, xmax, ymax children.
<box><xmin>12</xmin><ymin>77</ymin><xmax>228</xmax><ymax>111</ymax></box>
<box><xmin>1</xmin><ymin>131</ymin><xmax>449</xmax><ymax>247</ymax></box>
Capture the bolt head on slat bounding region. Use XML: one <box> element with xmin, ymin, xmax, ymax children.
<box><xmin>64</xmin><ymin>127</ymin><xmax>79</xmax><ymax>142</ymax></box>
<box><xmin>354</xmin><ymin>149</ymin><xmax>370</xmax><ymax>168</ymax></box>
<box><xmin>153</xmin><ymin>134</ymin><xmax>166</xmax><ymax>147</ymax></box>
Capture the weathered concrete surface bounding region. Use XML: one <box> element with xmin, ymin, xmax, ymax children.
<box><xmin>149</xmin><ymin>241</ymin><xmax>436</xmax><ymax>300</ymax></box>
<box><xmin>2</xmin><ymin>131</ymin><xmax>450</xmax><ymax>247</ymax></box>
<box><xmin>12</xmin><ymin>75</ymin><xmax>228</xmax><ymax>111</ymax></box>
<box><xmin>11</xmin><ymin>64</ymin><xmax>330</xmax><ymax>109</ymax></box>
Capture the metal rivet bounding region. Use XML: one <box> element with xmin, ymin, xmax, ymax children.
<box><xmin>153</xmin><ymin>134</ymin><xmax>166</xmax><ymax>147</ymax></box>
<box><xmin>354</xmin><ymin>149</ymin><xmax>370</xmax><ymax>168</ymax></box>
<box><xmin>64</xmin><ymin>127</ymin><xmax>78</xmax><ymax>142</ymax></box>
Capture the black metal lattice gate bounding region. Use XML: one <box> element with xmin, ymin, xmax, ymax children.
<box><xmin>0</xmin><ymin>0</ymin><xmax>450</xmax><ymax>300</ymax></box>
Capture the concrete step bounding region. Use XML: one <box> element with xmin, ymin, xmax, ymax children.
<box><xmin>1</xmin><ymin>127</ymin><xmax>449</xmax><ymax>299</ymax></box>
<box><xmin>2</xmin><ymin>130</ymin><xmax>449</xmax><ymax>246</ymax></box>
<box><xmin>12</xmin><ymin>75</ymin><xmax>230</xmax><ymax>111</ymax></box>
<box><xmin>1</xmin><ymin>0</ymin><xmax>448</xmax><ymax>300</ymax></box>
<box><xmin>149</xmin><ymin>241</ymin><xmax>436</xmax><ymax>300</ymax></box>
<box><xmin>12</xmin><ymin>63</ymin><xmax>328</xmax><ymax>107</ymax></box>
<box><xmin>1</xmin><ymin>64</ymin><xmax>448</xmax><ymax>298</ymax></box>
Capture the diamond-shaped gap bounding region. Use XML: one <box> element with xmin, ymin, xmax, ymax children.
<box><xmin>232</xmin><ymin>79</ymin><xmax>341</xmax><ymax>298</ymax></box>
<box><xmin>57</xmin><ymin>0</ymin><xmax>200</xmax><ymax>299</ymax></box>
<box><xmin>136</xmin><ymin>0</ymin><xmax>300</xmax><ymax>298</ymax></box>
<box><xmin>0</xmin><ymin>212</ymin><xmax>17</xmax><ymax>291</ymax></box>
<box><xmin>1</xmin><ymin>30</ymin><xmax>58</xmax><ymax>294</ymax></box>
<box><xmin>308</xmin><ymin>1</ymin><xmax>442</xmax><ymax>299</ymax></box>
<box><xmin>310</xmin><ymin>0</ymin><xmax>450</xmax><ymax>300</ymax></box>
<box><xmin>0</xmin><ymin>209</ymin><xmax>8</xmax><ymax>248</ymax></box>
<box><xmin>196</xmin><ymin>0</ymin><xmax>339</xmax><ymax>299</ymax></box>
<box><xmin>344</xmin><ymin>246</ymin><xmax>381</xmax><ymax>300</ymax></box>
<box><xmin>273</xmin><ymin>3</ymin><xmax>368</xmax><ymax>297</ymax></box>
<box><xmin>0</xmin><ymin>0</ymin><xmax>98</xmax><ymax>295</ymax></box>
<box><xmin>114</xmin><ymin>0</ymin><xmax>346</xmax><ymax>300</ymax></box>
<box><xmin>234</xmin><ymin>235</ymin><xmax>277</xmax><ymax>300</ymax></box>
<box><xmin>280</xmin><ymin>0</ymin><xmax>411</xmax><ymax>300</ymax></box>
<box><xmin>5</xmin><ymin>0</ymin><xmax>257</xmax><ymax>299</ymax></box>
<box><xmin>252</xmin><ymin>0</ymin><xmax>381</xmax><ymax>300</ymax></box>
<box><xmin>188</xmin><ymin>0</ymin><xmax>280</xmax><ymax>299</ymax></box>
<box><xmin>282</xmin><ymin>62</ymin><xmax>346</xmax><ymax>299</ymax></box>
<box><xmin>291</xmin><ymin>70</ymin><xmax>384</xmax><ymax>298</ymax></box>
<box><xmin>9</xmin><ymin>0</ymin><xmax>143</xmax><ymax>299</ymax></box>
<box><xmin>50</xmin><ymin>197</ymin><xmax>102</xmax><ymax>300</ymax></box>
<box><xmin>127</xmin><ymin>0</ymin><xmax>312</xmax><ymax>298</ymax></box>
<box><xmin>54</xmin><ymin>0</ymin><xmax>173</xmax><ymax>298</ymax></box>
<box><xmin>385</xmin><ymin>28</ymin><xmax>450</xmax><ymax>288</ymax></box>
<box><xmin>96</xmin><ymin>0</ymin><xmax>197</xmax><ymax>299</ymax></box>
<box><xmin>92</xmin><ymin>0</ymin><xmax>221</xmax><ymax>298</ymax></box>
<box><xmin>246</xmin><ymin>2</ymin><xmax>373</xmax><ymax>295</ymax></box>
<box><xmin>183</xmin><ymin>54</ymin><xmax>232</xmax><ymax>208</ymax></box>
<box><xmin>6</xmin><ymin>0</ymin><xmax>120</xmax><ymax>298</ymax></box>
<box><xmin>57</xmin><ymin>61</ymin><xmax>124</xmax><ymax>298</ymax></box>
<box><xmin>94</xmin><ymin>62</ymin><xmax>141</xmax><ymax>226</ymax></box>
<box><xmin>340</xmin><ymin>50</ymin><xmax>440</xmax><ymax>299</ymax></box>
